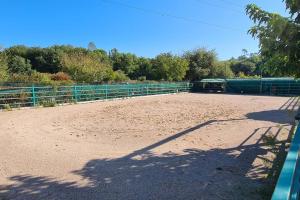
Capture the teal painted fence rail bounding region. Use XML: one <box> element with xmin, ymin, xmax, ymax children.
<box><xmin>272</xmin><ymin>124</ymin><xmax>300</xmax><ymax>200</ymax></box>
<box><xmin>0</xmin><ymin>82</ymin><xmax>192</xmax><ymax>109</ymax></box>
<box><xmin>192</xmin><ymin>78</ymin><xmax>300</xmax><ymax>96</ymax></box>
<box><xmin>226</xmin><ymin>79</ymin><xmax>300</xmax><ymax>96</ymax></box>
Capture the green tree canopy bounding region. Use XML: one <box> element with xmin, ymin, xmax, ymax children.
<box><xmin>210</xmin><ymin>61</ymin><xmax>234</xmax><ymax>78</ymax></box>
<box><xmin>61</xmin><ymin>51</ymin><xmax>113</xmax><ymax>83</ymax></box>
<box><xmin>8</xmin><ymin>55</ymin><xmax>32</xmax><ymax>75</ymax></box>
<box><xmin>229</xmin><ymin>52</ymin><xmax>262</xmax><ymax>76</ymax></box>
<box><xmin>0</xmin><ymin>51</ymin><xmax>8</xmax><ymax>81</ymax></box>
<box><xmin>109</xmin><ymin>48</ymin><xmax>140</xmax><ymax>79</ymax></box>
<box><xmin>184</xmin><ymin>48</ymin><xmax>218</xmax><ymax>80</ymax></box>
<box><xmin>152</xmin><ymin>53</ymin><xmax>189</xmax><ymax>81</ymax></box>
<box><xmin>0</xmin><ymin>44</ymin><xmax>265</xmax><ymax>83</ymax></box>
<box><xmin>246</xmin><ymin>1</ymin><xmax>300</xmax><ymax>76</ymax></box>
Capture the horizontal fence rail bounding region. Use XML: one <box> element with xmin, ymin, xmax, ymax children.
<box><xmin>272</xmin><ymin>123</ymin><xmax>300</xmax><ymax>200</ymax></box>
<box><xmin>192</xmin><ymin>79</ymin><xmax>300</xmax><ymax>96</ymax></box>
<box><xmin>0</xmin><ymin>82</ymin><xmax>192</xmax><ymax>109</ymax></box>
<box><xmin>226</xmin><ymin>81</ymin><xmax>300</xmax><ymax>96</ymax></box>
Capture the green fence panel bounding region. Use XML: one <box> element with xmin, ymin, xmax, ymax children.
<box><xmin>192</xmin><ymin>78</ymin><xmax>300</xmax><ymax>96</ymax></box>
<box><xmin>0</xmin><ymin>82</ymin><xmax>192</xmax><ymax>110</ymax></box>
<box><xmin>272</xmin><ymin>124</ymin><xmax>300</xmax><ymax>200</ymax></box>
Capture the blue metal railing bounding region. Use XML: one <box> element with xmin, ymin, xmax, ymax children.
<box><xmin>272</xmin><ymin>124</ymin><xmax>300</xmax><ymax>200</ymax></box>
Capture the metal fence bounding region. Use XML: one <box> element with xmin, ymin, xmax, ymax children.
<box><xmin>0</xmin><ymin>82</ymin><xmax>192</xmax><ymax>109</ymax></box>
<box><xmin>272</xmin><ymin>121</ymin><xmax>300</xmax><ymax>200</ymax></box>
<box><xmin>192</xmin><ymin>78</ymin><xmax>300</xmax><ymax>96</ymax></box>
<box><xmin>226</xmin><ymin>79</ymin><xmax>300</xmax><ymax>96</ymax></box>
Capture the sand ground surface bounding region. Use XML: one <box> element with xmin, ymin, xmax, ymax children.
<box><xmin>0</xmin><ymin>93</ymin><xmax>297</xmax><ymax>200</ymax></box>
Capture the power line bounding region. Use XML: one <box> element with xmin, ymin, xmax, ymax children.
<box><xmin>99</xmin><ymin>0</ymin><xmax>244</xmax><ymax>32</ymax></box>
<box><xmin>215</xmin><ymin>0</ymin><xmax>246</xmax><ymax>9</ymax></box>
<box><xmin>194</xmin><ymin>0</ymin><xmax>242</xmax><ymax>14</ymax></box>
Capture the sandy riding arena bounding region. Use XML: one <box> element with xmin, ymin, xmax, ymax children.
<box><xmin>0</xmin><ymin>93</ymin><xmax>297</xmax><ymax>200</ymax></box>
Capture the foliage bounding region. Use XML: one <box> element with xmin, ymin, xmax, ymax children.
<box><xmin>210</xmin><ymin>61</ymin><xmax>234</xmax><ymax>78</ymax></box>
<box><xmin>229</xmin><ymin>52</ymin><xmax>263</xmax><ymax>76</ymax></box>
<box><xmin>109</xmin><ymin>48</ymin><xmax>140</xmax><ymax>79</ymax></box>
<box><xmin>89</xmin><ymin>49</ymin><xmax>111</xmax><ymax>65</ymax></box>
<box><xmin>5</xmin><ymin>46</ymin><xmax>63</xmax><ymax>73</ymax></box>
<box><xmin>0</xmin><ymin>44</ymin><xmax>266</xmax><ymax>84</ymax></box>
<box><xmin>6</xmin><ymin>71</ymin><xmax>72</xmax><ymax>86</ymax></box>
<box><xmin>112</xmin><ymin>70</ymin><xmax>130</xmax><ymax>82</ymax></box>
<box><xmin>133</xmin><ymin>57</ymin><xmax>153</xmax><ymax>80</ymax></box>
<box><xmin>0</xmin><ymin>51</ymin><xmax>8</xmax><ymax>81</ymax></box>
<box><xmin>152</xmin><ymin>53</ymin><xmax>189</xmax><ymax>81</ymax></box>
<box><xmin>138</xmin><ymin>76</ymin><xmax>147</xmax><ymax>81</ymax></box>
<box><xmin>51</xmin><ymin>72</ymin><xmax>71</xmax><ymax>81</ymax></box>
<box><xmin>40</xmin><ymin>100</ymin><xmax>56</xmax><ymax>107</ymax></box>
<box><xmin>61</xmin><ymin>51</ymin><xmax>114</xmax><ymax>83</ymax></box>
<box><xmin>246</xmin><ymin>1</ymin><xmax>300</xmax><ymax>76</ymax></box>
<box><xmin>2</xmin><ymin>104</ymin><xmax>12</xmax><ymax>111</ymax></box>
<box><xmin>184</xmin><ymin>48</ymin><xmax>218</xmax><ymax>80</ymax></box>
<box><xmin>237</xmin><ymin>72</ymin><xmax>261</xmax><ymax>79</ymax></box>
<box><xmin>8</xmin><ymin>55</ymin><xmax>32</xmax><ymax>74</ymax></box>
<box><xmin>8</xmin><ymin>71</ymin><xmax>52</xmax><ymax>85</ymax></box>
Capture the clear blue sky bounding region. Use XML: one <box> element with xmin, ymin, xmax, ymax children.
<box><xmin>0</xmin><ymin>0</ymin><xmax>287</xmax><ymax>60</ymax></box>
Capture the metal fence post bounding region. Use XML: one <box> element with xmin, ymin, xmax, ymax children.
<box><xmin>105</xmin><ymin>85</ymin><xmax>108</xmax><ymax>99</ymax></box>
<box><xmin>260</xmin><ymin>79</ymin><xmax>263</xmax><ymax>94</ymax></box>
<box><xmin>73</xmin><ymin>85</ymin><xmax>78</xmax><ymax>102</ymax></box>
<box><xmin>288</xmin><ymin>81</ymin><xmax>291</xmax><ymax>95</ymax></box>
<box><xmin>127</xmin><ymin>85</ymin><xmax>130</xmax><ymax>97</ymax></box>
<box><xmin>32</xmin><ymin>85</ymin><xmax>36</xmax><ymax>106</ymax></box>
<box><xmin>146</xmin><ymin>85</ymin><xmax>149</xmax><ymax>95</ymax></box>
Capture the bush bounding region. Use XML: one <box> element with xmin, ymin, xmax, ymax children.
<box><xmin>0</xmin><ymin>52</ymin><xmax>8</xmax><ymax>82</ymax></box>
<box><xmin>51</xmin><ymin>72</ymin><xmax>71</xmax><ymax>81</ymax></box>
<box><xmin>61</xmin><ymin>52</ymin><xmax>114</xmax><ymax>83</ymax></box>
<box><xmin>8</xmin><ymin>55</ymin><xmax>32</xmax><ymax>74</ymax></box>
<box><xmin>7</xmin><ymin>72</ymin><xmax>74</xmax><ymax>86</ymax></box>
<box><xmin>211</xmin><ymin>62</ymin><xmax>234</xmax><ymax>78</ymax></box>
<box><xmin>138</xmin><ymin>76</ymin><xmax>147</xmax><ymax>81</ymax></box>
<box><xmin>238</xmin><ymin>72</ymin><xmax>260</xmax><ymax>79</ymax></box>
<box><xmin>2</xmin><ymin>104</ymin><xmax>12</xmax><ymax>111</ymax></box>
<box><xmin>8</xmin><ymin>72</ymin><xmax>52</xmax><ymax>85</ymax></box>
<box><xmin>113</xmin><ymin>70</ymin><xmax>129</xmax><ymax>82</ymax></box>
<box><xmin>40</xmin><ymin>100</ymin><xmax>56</xmax><ymax>107</ymax></box>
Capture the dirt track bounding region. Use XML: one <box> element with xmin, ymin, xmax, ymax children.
<box><xmin>0</xmin><ymin>93</ymin><xmax>297</xmax><ymax>200</ymax></box>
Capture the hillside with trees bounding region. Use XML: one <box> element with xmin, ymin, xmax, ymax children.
<box><xmin>0</xmin><ymin>44</ymin><xmax>269</xmax><ymax>85</ymax></box>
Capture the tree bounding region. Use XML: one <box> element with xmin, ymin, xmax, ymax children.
<box><xmin>184</xmin><ymin>48</ymin><xmax>218</xmax><ymax>80</ymax></box>
<box><xmin>8</xmin><ymin>55</ymin><xmax>32</xmax><ymax>74</ymax></box>
<box><xmin>5</xmin><ymin>45</ymin><xmax>28</xmax><ymax>58</ymax></box>
<box><xmin>0</xmin><ymin>51</ymin><xmax>8</xmax><ymax>81</ymax></box>
<box><xmin>242</xmin><ymin>49</ymin><xmax>249</xmax><ymax>57</ymax></box>
<box><xmin>210</xmin><ymin>61</ymin><xmax>234</xmax><ymax>78</ymax></box>
<box><xmin>89</xmin><ymin>49</ymin><xmax>111</xmax><ymax>65</ymax></box>
<box><xmin>134</xmin><ymin>57</ymin><xmax>153</xmax><ymax>80</ymax></box>
<box><xmin>5</xmin><ymin>46</ymin><xmax>64</xmax><ymax>73</ymax></box>
<box><xmin>27</xmin><ymin>47</ymin><xmax>63</xmax><ymax>73</ymax></box>
<box><xmin>109</xmin><ymin>49</ymin><xmax>139</xmax><ymax>79</ymax></box>
<box><xmin>229</xmin><ymin>53</ymin><xmax>262</xmax><ymax>76</ymax></box>
<box><xmin>246</xmin><ymin>1</ymin><xmax>300</xmax><ymax>76</ymax></box>
<box><xmin>112</xmin><ymin>70</ymin><xmax>129</xmax><ymax>82</ymax></box>
<box><xmin>152</xmin><ymin>53</ymin><xmax>189</xmax><ymax>81</ymax></box>
<box><xmin>61</xmin><ymin>52</ymin><xmax>113</xmax><ymax>83</ymax></box>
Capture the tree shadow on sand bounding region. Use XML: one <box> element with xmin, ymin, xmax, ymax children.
<box><xmin>0</xmin><ymin>99</ymin><xmax>297</xmax><ymax>200</ymax></box>
<box><xmin>246</xmin><ymin>96</ymin><xmax>299</xmax><ymax>124</ymax></box>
